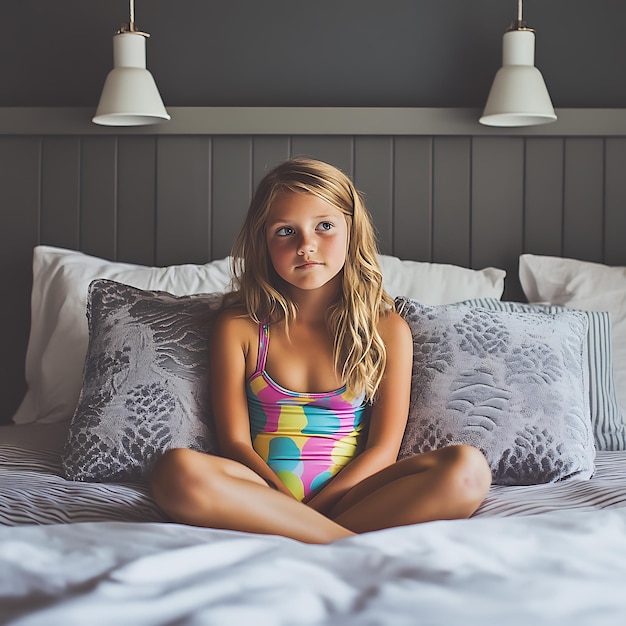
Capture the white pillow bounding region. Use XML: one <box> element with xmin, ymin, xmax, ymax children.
<box><xmin>378</xmin><ymin>254</ymin><xmax>505</xmax><ymax>303</ymax></box>
<box><xmin>13</xmin><ymin>246</ymin><xmax>234</xmax><ymax>425</ymax></box>
<box><xmin>519</xmin><ymin>253</ymin><xmax>626</xmax><ymax>450</ymax></box>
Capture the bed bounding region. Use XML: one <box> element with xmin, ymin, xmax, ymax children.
<box><xmin>3</xmin><ymin>107</ymin><xmax>626</xmax><ymax>624</ymax></box>
<box><xmin>2</xmin><ymin>238</ymin><xmax>626</xmax><ymax>626</ymax></box>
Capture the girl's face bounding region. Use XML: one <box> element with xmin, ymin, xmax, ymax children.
<box><xmin>265</xmin><ymin>191</ymin><xmax>348</xmax><ymax>294</ymax></box>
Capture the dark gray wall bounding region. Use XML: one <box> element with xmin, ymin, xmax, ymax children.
<box><xmin>1</xmin><ymin>0</ymin><xmax>625</xmax><ymax>108</ymax></box>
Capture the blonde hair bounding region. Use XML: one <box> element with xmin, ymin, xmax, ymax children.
<box><xmin>227</xmin><ymin>157</ymin><xmax>393</xmax><ymax>401</ymax></box>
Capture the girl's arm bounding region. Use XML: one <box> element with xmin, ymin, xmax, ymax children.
<box><xmin>305</xmin><ymin>310</ymin><xmax>413</xmax><ymax>515</ymax></box>
<box><xmin>210</xmin><ymin>310</ymin><xmax>296</xmax><ymax>499</ymax></box>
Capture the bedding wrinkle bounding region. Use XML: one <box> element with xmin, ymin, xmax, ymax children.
<box><xmin>3</xmin><ymin>509</ymin><xmax>626</xmax><ymax>625</ymax></box>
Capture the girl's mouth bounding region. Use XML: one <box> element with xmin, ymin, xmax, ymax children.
<box><xmin>296</xmin><ymin>261</ymin><xmax>322</xmax><ymax>269</ymax></box>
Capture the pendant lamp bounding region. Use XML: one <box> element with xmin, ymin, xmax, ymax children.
<box><xmin>479</xmin><ymin>0</ymin><xmax>556</xmax><ymax>127</ymax></box>
<box><xmin>93</xmin><ymin>0</ymin><xmax>170</xmax><ymax>126</ymax></box>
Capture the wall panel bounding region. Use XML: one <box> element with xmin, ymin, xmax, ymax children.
<box><xmin>432</xmin><ymin>137</ymin><xmax>471</xmax><ymax>267</ymax></box>
<box><xmin>117</xmin><ymin>137</ymin><xmax>157</xmax><ymax>266</ymax></box>
<box><xmin>524</xmin><ymin>138</ymin><xmax>564</xmax><ymax>257</ymax></box>
<box><xmin>0</xmin><ymin>137</ymin><xmax>40</xmax><ymax>421</ymax></box>
<box><xmin>80</xmin><ymin>136</ymin><xmax>116</xmax><ymax>261</ymax></box>
<box><xmin>211</xmin><ymin>137</ymin><xmax>253</xmax><ymax>260</ymax></box>
<box><xmin>40</xmin><ymin>137</ymin><xmax>80</xmax><ymax>250</ymax></box>
<box><xmin>604</xmin><ymin>138</ymin><xmax>626</xmax><ymax>266</ymax></box>
<box><xmin>156</xmin><ymin>136</ymin><xmax>211</xmax><ymax>266</ymax></box>
<box><xmin>354</xmin><ymin>136</ymin><xmax>394</xmax><ymax>255</ymax></box>
<box><xmin>472</xmin><ymin>137</ymin><xmax>525</xmax><ymax>300</ymax></box>
<box><xmin>563</xmin><ymin>138</ymin><xmax>604</xmax><ymax>262</ymax></box>
<box><xmin>393</xmin><ymin>137</ymin><xmax>432</xmax><ymax>261</ymax></box>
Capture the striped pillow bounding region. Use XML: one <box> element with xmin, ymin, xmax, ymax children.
<box><xmin>467</xmin><ymin>299</ymin><xmax>624</xmax><ymax>451</ymax></box>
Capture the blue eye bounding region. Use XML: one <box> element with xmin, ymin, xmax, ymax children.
<box><xmin>276</xmin><ymin>226</ymin><xmax>294</xmax><ymax>236</ymax></box>
<box><xmin>318</xmin><ymin>222</ymin><xmax>333</xmax><ymax>231</ymax></box>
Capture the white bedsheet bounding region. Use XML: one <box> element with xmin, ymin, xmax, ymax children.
<box><xmin>2</xmin><ymin>507</ymin><xmax>626</xmax><ymax>626</ymax></box>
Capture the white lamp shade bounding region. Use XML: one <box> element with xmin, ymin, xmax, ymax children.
<box><xmin>480</xmin><ymin>30</ymin><xmax>556</xmax><ymax>127</ymax></box>
<box><xmin>93</xmin><ymin>32</ymin><xmax>170</xmax><ymax>126</ymax></box>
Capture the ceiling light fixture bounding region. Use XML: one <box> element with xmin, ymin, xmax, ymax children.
<box><xmin>479</xmin><ymin>0</ymin><xmax>556</xmax><ymax>127</ymax></box>
<box><xmin>92</xmin><ymin>0</ymin><xmax>170</xmax><ymax>126</ymax></box>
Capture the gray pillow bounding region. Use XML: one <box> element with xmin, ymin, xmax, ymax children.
<box><xmin>465</xmin><ymin>298</ymin><xmax>625</xmax><ymax>451</ymax></box>
<box><xmin>395</xmin><ymin>297</ymin><xmax>596</xmax><ymax>486</ymax></box>
<box><xmin>62</xmin><ymin>280</ymin><xmax>223</xmax><ymax>482</ymax></box>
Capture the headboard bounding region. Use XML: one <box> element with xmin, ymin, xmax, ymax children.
<box><xmin>1</xmin><ymin>106</ymin><xmax>626</xmax><ymax>423</ymax></box>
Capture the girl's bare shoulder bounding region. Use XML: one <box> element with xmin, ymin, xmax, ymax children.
<box><xmin>378</xmin><ymin>307</ymin><xmax>412</xmax><ymax>347</ymax></box>
<box><xmin>378</xmin><ymin>309</ymin><xmax>411</xmax><ymax>338</ymax></box>
<box><xmin>212</xmin><ymin>305</ymin><xmax>258</xmax><ymax>341</ymax></box>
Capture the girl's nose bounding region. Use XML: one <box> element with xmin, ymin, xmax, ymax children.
<box><xmin>297</xmin><ymin>232</ymin><xmax>317</xmax><ymax>255</ymax></box>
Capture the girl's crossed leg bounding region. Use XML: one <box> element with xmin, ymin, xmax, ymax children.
<box><xmin>150</xmin><ymin>448</ymin><xmax>354</xmax><ymax>544</ymax></box>
<box><xmin>150</xmin><ymin>445</ymin><xmax>491</xmax><ymax>545</ymax></box>
<box><xmin>329</xmin><ymin>444</ymin><xmax>492</xmax><ymax>532</ymax></box>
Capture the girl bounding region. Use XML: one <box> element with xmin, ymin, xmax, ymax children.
<box><xmin>150</xmin><ymin>158</ymin><xmax>491</xmax><ymax>544</ymax></box>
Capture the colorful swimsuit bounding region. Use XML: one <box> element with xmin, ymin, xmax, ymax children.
<box><xmin>247</xmin><ymin>324</ymin><xmax>367</xmax><ymax>501</ymax></box>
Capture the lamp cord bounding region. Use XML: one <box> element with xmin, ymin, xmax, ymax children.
<box><xmin>507</xmin><ymin>0</ymin><xmax>529</xmax><ymax>32</ymax></box>
<box><xmin>117</xmin><ymin>0</ymin><xmax>149</xmax><ymax>37</ymax></box>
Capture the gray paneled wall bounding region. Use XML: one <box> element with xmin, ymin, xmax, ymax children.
<box><xmin>2</xmin><ymin>131</ymin><xmax>626</xmax><ymax>423</ymax></box>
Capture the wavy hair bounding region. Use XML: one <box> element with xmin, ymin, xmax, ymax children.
<box><xmin>226</xmin><ymin>157</ymin><xmax>393</xmax><ymax>401</ymax></box>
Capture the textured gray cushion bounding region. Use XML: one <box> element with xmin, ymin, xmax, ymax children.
<box><xmin>395</xmin><ymin>297</ymin><xmax>596</xmax><ymax>486</ymax></box>
<box><xmin>465</xmin><ymin>298</ymin><xmax>624</xmax><ymax>452</ymax></box>
<box><xmin>62</xmin><ymin>280</ymin><xmax>222</xmax><ymax>482</ymax></box>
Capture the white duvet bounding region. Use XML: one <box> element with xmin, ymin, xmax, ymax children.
<box><xmin>2</xmin><ymin>507</ymin><xmax>626</xmax><ymax>626</ymax></box>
